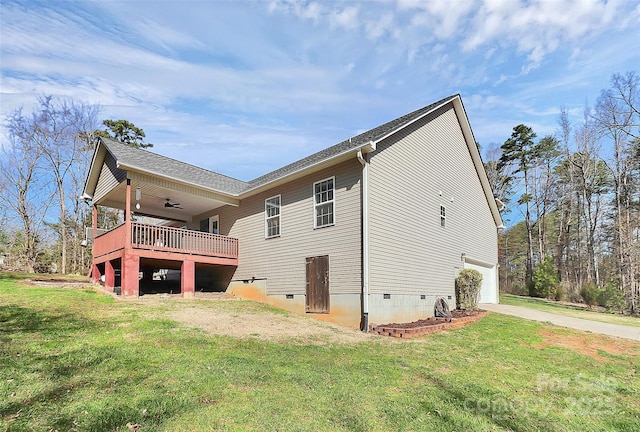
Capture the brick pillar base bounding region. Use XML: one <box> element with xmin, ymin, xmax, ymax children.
<box><xmin>122</xmin><ymin>254</ymin><xmax>140</xmax><ymax>297</ymax></box>
<box><xmin>105</xmin><ymin>260</ymin><xmax>115</xmax><ymax>291</ymax></box>
<box><xmin>182</xmin><ymin>260</ymin><xmax>195</xmax><ymax>298</ymax></box>
<box><xmin>91</xmin><ymin>263</ymin><xmax>101</xmax><ymax>283</ymax></box>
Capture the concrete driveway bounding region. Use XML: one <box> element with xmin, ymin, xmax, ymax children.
<box><xmin>482</xmin><ymin>303</ymin><xmax>640</xmax><ymax>342</ymax></box>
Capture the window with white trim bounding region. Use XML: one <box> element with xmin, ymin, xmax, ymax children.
<box><xmin>314</xmin><ymin>177</ymin><xmax>335</xmax><ymax>228</ymax></box>
<box><xmin>440</xmin><ymin>205</ymin><xmax>446</xmax><ymax>227</ymax></box>
<box><xmin>265</xmin><ymin>195</ymin><xmax>281</xmax><ymax>238</ymax></box>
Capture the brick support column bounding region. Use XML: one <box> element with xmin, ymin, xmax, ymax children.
<box><xmin>91</xmin><ymin>263</ymin><xmax>101</xmax><ymax>282</ymax></box>
<box><xmin>105</xmin><ymin>260</ymin><xmax>115</xmax><ymax>291</ymax></box>
<box><xmin>182</xmin><ymin>260</ymin><xmax>195</xmax><ymax>298</ymax></box>
<box><xmin>122</xmin><ymin>254</ymin><xmax>139</xmax><ymax>297</ymax></box>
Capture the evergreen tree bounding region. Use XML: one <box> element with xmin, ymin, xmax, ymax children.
<box><xmin>95</xmin><ymin>119</ymin><xmax>153</xmax><ymax>148</ymax></box>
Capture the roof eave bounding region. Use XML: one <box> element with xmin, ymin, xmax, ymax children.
<box><xmin>95</xmin><ymin>137</ymin><xmax>242</xmax><ymax>199</ymax></box>
<box><xmin>115</xmin><ymin>161</ymin><xmax>242</xmax><ymax>200</ymax></box>
<box><xmin>238</xmin><ymin>99</ymin><xmax>463</xmax><ymax>197</ymax></box>
<box><xmin>239</xmin><ymin>141</ymin><xmax>376</xmax><ymax>198</ymax></box>
<box><xmin>82</xmin><ymin>140</ymin><xmax>107</xmax><ymax>200</ymax></box>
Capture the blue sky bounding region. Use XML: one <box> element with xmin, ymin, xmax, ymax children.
<box><xmin>1</xmin><ymin>0</ymin><xmax>639</xmax><ymax>182</ymax></box>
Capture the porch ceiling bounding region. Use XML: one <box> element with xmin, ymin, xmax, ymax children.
<box><xmin>98</xmin><ymin>180</ymin><xmax>227</xmax><ymax>223</ymax></box>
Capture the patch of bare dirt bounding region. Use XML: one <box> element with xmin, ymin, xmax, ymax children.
<box><xmin>22</xmin><ymin>278</ymin><xmax>92</xmax><ymax>289</ymax></box>
<box><xmin>534</xmin><ymin>328</ymin><xmax>640</xmax><ymax>362</ymax></box>
<box><xmin>168</xmin><ymin>306</ymin><xmax>378</xmax><ymax>345</ymax></box>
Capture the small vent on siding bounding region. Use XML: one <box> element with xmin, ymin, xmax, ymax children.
<box><xmin>286</xmin><ymin>294</ymin><xmax>294</xmax><ymax>299</ymax></box>
<box><xmin>383</xmin><ymin>294</ymin><xmax>391</xmax><ymax>299</ymax></box>
<box><xmin>420</xmin><ymin>294</ymin><xmax>426</xmax><ymax>300</ymax></box>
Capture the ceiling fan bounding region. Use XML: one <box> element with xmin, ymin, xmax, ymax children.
<box><xmin>164</xmin><ymin>199</ymin><xmax>183</xmax><ymax>209</ymax></box>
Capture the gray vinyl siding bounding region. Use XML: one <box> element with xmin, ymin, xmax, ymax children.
<box><xmin>214</xmin><ymin>159</ymin><xmax>362</xmax><ymax>296</ymax></box>
<box><xmin>368</xmin><ymin>103</ymin><xmax>498</xmax><ymax>296</ymax></box>
<box><xmin>94</xmin><ymin>153</ymin><xmax>126</xmax><ymax>203</ymax></box>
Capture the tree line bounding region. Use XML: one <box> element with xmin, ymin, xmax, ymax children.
<box><xmin>486</xmin><ymin>71</ymin><xmax>639</xmax><ymax>313</ymax></box>
<box><xmin>0</xmin><ymin>96</ymin><xmax>151</xmax><ymax>274</ymax></box>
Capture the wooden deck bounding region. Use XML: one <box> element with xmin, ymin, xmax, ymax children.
<box><xmin>93</xmin><ymin>222</ymin><xmax>238</xmax><ymax>264</ymax></box>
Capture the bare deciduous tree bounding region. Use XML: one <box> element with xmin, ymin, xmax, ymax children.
<box><xmin>595</xmin><ymin>71</ymin><xmax>640</xmax><ymax>312</ymax></box>
<box><xmin>2</xmin><ymin>96</ymin><xmax>100</xmax><ymax>274</ymax></box>
<box><xmin>1</xmin><ymin>109</ymin><xmax>53</xmax><ymax>272</ymax></box>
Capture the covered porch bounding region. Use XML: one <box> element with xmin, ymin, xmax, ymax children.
<box><xmin>84</xmin><ymin>137</ymin><xmax>244</xmax><ymax>298</ymax></box>
<box><xmin>91</xmin><ymin>220</ymin><xmax>238</xmax><ymax>297</ymax></box>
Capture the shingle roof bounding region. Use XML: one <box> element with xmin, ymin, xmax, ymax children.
<box><xmin>248</xmin><ymin>94</ymin><xmax>458</xmax><ymax>188</ymax></box>
<box><xmin>101</xmin><ymin>137</ymin><xmax>249</xmax><ymax>195</ymax></box>
<box><xmin>99</xmin><ymin>94</ymin><xmax>458</xmax><ymax>196</ymax></box>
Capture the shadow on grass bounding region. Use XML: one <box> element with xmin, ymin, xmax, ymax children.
<box><xmin>2</xmin><ymin>366</ymin><xmax>190</xmax><ymax>432</ymax></box>
<box><xmin>0</xmin><ymin>273</ymin><xmax>23</xmax><ymax>281</ymax></box>
<box><xmin>0</xmin><ymin>304</ymin><xmax>94</xmax><ymax>335</ymax></box>
<box><xmin>0</xmin><ymin>271</ymin><xmax>88</xmax><ymax>282</ymax></box>
<box><xmin>0</xmin><ymin>303</ymin><xmax>194</xmax><ymax>431</ymax></box>
<box><xmin>421</xmin><ymin>373</ymin><xmax>552</xmax><ymax>432</ymax></box>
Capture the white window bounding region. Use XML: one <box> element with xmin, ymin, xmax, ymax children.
<box><xmin>265</xmin><ymin>195</ymin><xmax>281</xmax><ymax>238</ymax></box>
<box><xmin>440</xmin><ymin>205</ymin><xmax>446</xmax><ymax>227</ymax></box>
<box><xmin>314</xmin><ymin>177</ymin><xmax>335</xmax><ymax>228</ymax></box>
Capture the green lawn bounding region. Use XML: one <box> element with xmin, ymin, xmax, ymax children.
<box><xmin>1</xmin><ymin>274</ymin><xmax>639</xmax><ymax>432</ymax></box>
<box><xmin>501</xmin><ymin>294</ymin><xmax>640</xmax><ymax>328</ymax></box>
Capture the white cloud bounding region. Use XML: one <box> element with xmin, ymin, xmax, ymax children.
<box><xmin>461</xmin><ymin>0</ymin><xmax>634</xmax><ymax>71</ymax></box>
<box><xmin>134</xmin><ymin>17</ymin><xmax>207</xmax><ymax>53</ymax></box>
<box><xmin>401</xmin><ymin>0</ymin><xmax>475</xmax><ymax>38</ymax></box>
<box><xmin>364</xmin><ymin>11</ymin><xmax>396</xmax><ymax>40</ymax></box>
<box><xmin>1</xmin><ymin>0</ymin><xmax>639</xmax><ymax>184</ymax></box>
<box><xmin>329</xmin><ymin>5</ymin><xmax>360</xmax><ymax>30</ymax></box>
<box><xmin>269</xmin><ymin>0</ymin><xmax>324</xmax><ymax>23</ymax></box>
<box><xmin>494</xmin><ymin>74</ymin><xmax>508</xmax><ymax>86</ymax></box>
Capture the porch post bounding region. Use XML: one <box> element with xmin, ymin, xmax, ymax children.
<box><xmin>122</xmin><ymin>179</ymin><xmax>139</xmax><ymax>297</ymax></box>
<box><xmin>181</xmin><ymin>260</ymin><xmax>195</xmax><ymax>298</ymax></box>
<box><xmin>91</xmin><ymin>204</ymin><xmax>100</xmax><ymax>282</ymax></box>
<box><xmin>92</xmin><ymin>204</ymin><xmax>98</xmax><ymax>239</ymax></box>
<box><xmin>105</xmin><ymin>259</ymin><xmax>115</xmax><ymax>291</ymax></box>
<box><xmin>124</xmin><ymin>179</ymin><xmax>132</xmax><ymax>246</ymax></box>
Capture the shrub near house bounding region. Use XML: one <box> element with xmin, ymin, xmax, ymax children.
<box><xmin>456</xmin><ymin>269</ymin><xmax>482</xmax><ymax>310</ymax></box>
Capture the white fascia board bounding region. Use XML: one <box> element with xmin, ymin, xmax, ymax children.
<box><xmin>82</xmin><ymin>143</ymin><xmax>107</xmax><ymax>198</ymax></box>
<box><xmin>451</xmin><ymin>96</ymin><xmax>504</xmax><ymax>229</ymax></box>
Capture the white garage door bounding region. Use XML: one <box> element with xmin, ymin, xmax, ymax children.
<box><xmin>464</xmin><ymin>260</ymin><xmax>497</xmax><ymax>304</ymax></box>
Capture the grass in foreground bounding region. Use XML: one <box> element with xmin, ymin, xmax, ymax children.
<box><xmin>1</xmin><ymin>274</ymin><xmax>639</xmax><ymax>431</ymax></box>
<box><xmin>500</xmin><ymin>294</ymin><xmax>640</xmax><ymax>328</ymax></box>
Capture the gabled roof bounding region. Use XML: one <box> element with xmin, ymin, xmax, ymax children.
<box><xmin>83</xmin><ymin>94</ymin><xmax>503</xmax><ymax>228</ymax></box>
<box><xmin>110</xmin><ymin>137</ymin><xmax>249</xmax><ymax>194</ymax></box>
<box><xmin>248</xmin><ymin>94</ymin><xmax>458</xmax><ymax>188</ymax></box>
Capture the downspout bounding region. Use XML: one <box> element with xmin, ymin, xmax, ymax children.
<box><xmin>357</xmin><ymin>149</ymin><xmax>370</xmax><ymax>332</ymax></box>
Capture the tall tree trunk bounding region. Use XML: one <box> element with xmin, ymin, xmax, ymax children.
<box><xmin>524</xmin><ymin>172</ymin><xmax>535</xmax><ymax>286</ymax></box>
